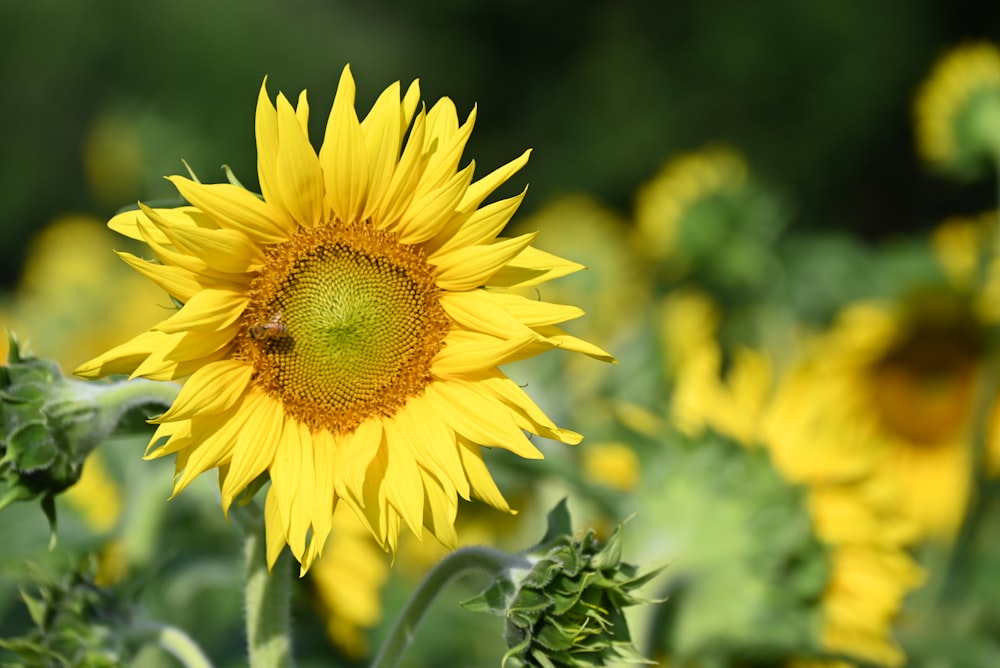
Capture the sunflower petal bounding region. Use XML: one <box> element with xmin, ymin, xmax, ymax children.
<box><xmin>433</xmin><ymin>233</ymin><xmax>538</xmax><ymax>291</ymax></box>
<box><xmin>167</xmin><ymin>177</ymin><xmax>290</xmax><ymax>243</ymax></box>
<box><xmin>275</xmin><ymin>92</ymin><xmax>327</xmax><ymax>227</ymax></box>
<box><xmin>321</xmin><ymin>65</ymin><xmax>369</xmax><ymax>224</ymax></box>
<box><xmin>152</xmin><ymin>359</ymin><xmax>253</xmax><ymax>423</ymax></box>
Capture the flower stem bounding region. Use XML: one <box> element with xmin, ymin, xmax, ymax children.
<box><xmin>236</xmin><ymin>502</ymin><xmax>294</xmax><ymax>668</ymax></box>
<box><xmin>370</xmin><ymin>545</ymin><xmax>526</xmax><ymax>668</ymax></box>
<box><xmin>128</xmin><ymin>622</ymin><xmax>215</xmax><ymax>668</ymax></box>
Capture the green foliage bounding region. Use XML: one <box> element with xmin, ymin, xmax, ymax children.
<box><xmin>0</xmin><ymin>561</ymin><xmax>129</xmax><ymax>668</ymax></box>
<box><xmin>464</xmin><ymin>500</ymin><xmax>660</xmax><ymax>667</ymax></box>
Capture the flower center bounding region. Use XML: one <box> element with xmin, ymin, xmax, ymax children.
<box><xmin>239</xmin><ymin>221</ymin><xmax>450</xmax><ymax>434</ymax></box>
<box><xmin>869</xmin><ymin>293</ymin><xmax>985</xmax><ymax>445</ymax></box>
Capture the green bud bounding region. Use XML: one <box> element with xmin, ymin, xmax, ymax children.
<box><xmin>0</xmin><ymin>333</ymin><xmax>178</xmax><ymax>540</ymax></box>
<box><xmin>463</xmin><ymin>500</ymin><xmax>661</xmax><ymax>668</ymax></box>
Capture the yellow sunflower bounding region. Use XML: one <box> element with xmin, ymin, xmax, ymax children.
<box><xmin>796</xmin><ymin>295</ymin><xmax>986</xmax><ymax>544</ymax></box>
<box><xmin>633</xmin><ymin>145</ymin><xmax>747</xmax><ymax>270</ymax></box>
<box><xmin>914</xmin><ymin>41</ymin><xmax>1000</xmax><ymax>176</ymax></box>
<box><xmin>75</xmin><ymin>66</ymin><xmax>613</xmax><ymax>573</ymax></box>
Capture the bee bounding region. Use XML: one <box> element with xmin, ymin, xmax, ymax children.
<box><xmin>250</xmin><ymin>310</ymin><xmax>289</xmax><ymax>340</ymax></box>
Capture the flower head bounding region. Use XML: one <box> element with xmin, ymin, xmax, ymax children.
<box><xmin>914</xmin><ymin>41</ymin><xmax>1000</xmax><ymax>177</ymax></box>
<box><xmin>76</xmin><ymin>66</ymin><xmax>613</xmax><ymax>573</ymax></box>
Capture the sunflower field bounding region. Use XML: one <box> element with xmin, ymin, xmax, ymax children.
<box><xmin>2</xmin><ymin>3</ymin><xmax>1000</xmax><ymax>668</ymax></box>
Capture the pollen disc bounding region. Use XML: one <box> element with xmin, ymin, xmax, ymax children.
<box><xmin>241</xmin><ymin>221</ymin><xmax>450</xmax><ymax>433</ymax></box>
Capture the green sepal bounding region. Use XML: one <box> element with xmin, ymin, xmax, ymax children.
<box><xmin>464</xmin><ymin>499</ymin><xmax>661</xmax><ymax>667</ymax></box>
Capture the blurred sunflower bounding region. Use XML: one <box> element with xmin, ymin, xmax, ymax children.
<box><xmin>773</xmin><ymin>293</ymin><xmax>988</xmax><ymax>544</ymax></box>
<box><xmin>632</xmin><ymin>145</ymin><xmax>787</xmax><ymax>293</ymax></box>
<box><xmin>668</xmin><ymin>329</ymin><xmax>922</xmax><ymax>666</ymax></box>
<box><xmin>307</xmin><ymin>505</ymin><xmax>389</xmax><ymax>659</ymax></box>
<box><xmin>914</xmin><ymin>41</ymin><xmax>1000</xmax><ymax>177</ymax></box>
<box><xmin>633</xmin><ymin>145</ymin><xmax>747</xmax><ymax>270</ymax></box>
<box><xmin>75</xmin><ymin>66</ymin><xmax>613</xmax><ymax>573</ymax></box>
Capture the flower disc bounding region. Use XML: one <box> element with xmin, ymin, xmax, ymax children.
<box><xmin>243</xmin><ymin>221</ymin><xmax>449</xmax><ymax>434</ymax></box>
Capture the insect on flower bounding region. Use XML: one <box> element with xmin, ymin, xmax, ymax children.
<box><xmin>250</xmin><ymin>310</ymin><xmax>289</xmax><ymax>340</ymax></box>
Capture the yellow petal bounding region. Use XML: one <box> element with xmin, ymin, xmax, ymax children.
<box><xmin>270</xmin><ymin>419</ymin><xmax>310</xmax><ymax>562</ymax></box>
<box><xmin>490</xmin><ymin>291</ymin><xmax>584</xmax><ymax>327</ymax></box>
<box><xmin>359</xmin><ymin>81</ymin><xmax>404</xmax><ymax>220</ymax></box>
<box><xmin>275</xmin><ymin>92</ymin><xmax>327</xmax><ymax>227</ymax></box>
<box><xmin>304</xmin><ymin>428</ymin><xmax>338</xmax><ymax>570</ymax></box>
<box><xmin>171</xmin><ymin>399</ymin><xmax>255</xmax><ymax>494</ymax></box>
<box><xmin>488</xmin><ymin>246</ymin><xmax>585</xmax><ymax>288</ymax></box>
<box><xmin>418</xmin><ymin>102</ymin><xmax>475</xmax><ymax>193</ymax></box>
<box><xmin>459</xmin><ymin>149</ymin><xmax>531</xmax><ymax>213</ymax></box>
<box><xmin>439</xmin><ymin>290</ymin><xmax>536</xmax><ymax>341</ymax></box>
<box><xmin>433</xmin><ymin>233</ymin><xmax>538</xmax><ymax>292</ymax></box>
<box><xmin>420</xmin><ymin>468</ymin><xmax>458</xmax><ymax>549</ymax></box>
<box><xmin>426</xmin><ymin>381</ymin><xmax>543</xmax><ymax>459</ymax></box>
<box><xmin>221</xmin><ymin>392</ymin><xmax>283</xmax><ymax>511</ymax></box>
<box><xmin>476</xmin><ymin>370</ymin><xmax>582</xmax><ymax>445</ymax></box>
<box><xmin>381</xmin><ymin>417</ymin><xmax>426</xmax><ymax>537</ymax></box>
<box><xmin>394</xmin><ymin>163</ymin><xmax>474</xmax><ymax>246</ymax></box>
<box><xmin>74</xmin><ymin>329</ymin><xmax>167</xmax><ymax>378</ymax></box>
<box><xmin>337</xmin><ymin>418</ymin><xmax>384</xmax><ymax>505</ymax></box>
<box><xmin>255</xmin><ymin>79</ymin><xmax>294</xmax><ymax>228</ymax></box>
<box><xmin>456</xmin><ymin>437</ymin><xmax>510</xmax><ymax>512</ymax></box>
<box><xmin>167</xmin><ymin>176</ymin><xmax>291</xmax><ymax>243</ymax></box>
<box><xmin>431</xmin><ymin>330</ymin><xmax>536</xmax><ymax>379</ymax></box>
<box><xmin>265</xmin><ymin>486</ymin><xmax>288</xmax><ymax>570</ymax></box>
<box><xmin>162</xmin><ymin>222</ymin><xmax>263</xmax><ymax>275</ymax></box>
<box><xmin>531</xmin><ymin>325</ymin><xmax>617</xmax><ymax>363</ymax></box>
<box><xmin>394</xmin><ymin>395</ymin><xmax>468</xmax><ymax>499</ymax></box>
<box><xmin>115</xmin><ymin>251</ymin><xmax>203</xmax><ymax>302</ymax></box>
<box><xmin>320</xmin><ymin>65</ymin><xmax>369</xmax><ymax>224</ymax></box>
<box><xmin>428</xmin><ymin>188</ymin><xmax>526</xmax><ymax>257</ymax></box>
<box><xmin>152</xmin><ymin>359</ymin><xmax>253</xmax><ymax>423</ymax></box>
<box><xmin>373</xmin><ymin>109</ymin><xmax>426</xmax><ymax>228</ymax></box>
<box><xmin>154</xmin><ymin>288</ymin><xmax>248</xmax><ymax>334</ymax></box>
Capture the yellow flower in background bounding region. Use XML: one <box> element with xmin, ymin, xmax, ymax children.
<box><xmin>75</xmin><ymin>66</ymin><xmax>614</xmax><ymax>573</ymax></box>
<box><xmin>671</xmin><ymin>343</ymin><xmax>771</xmax><ymax>449</ymax></box>
<box><xmin>808</xmin><ymin>486</ymin><xmax>924</xmax><ymax>668</ymax></box>
<box><xmin>657</xmin><ymin>289</ymin><xmax>720</xmax><ymax>376</ymax></box>
<box><xmin>914</xmin><ymin>41</ymin><xmax>1000</xmax><ymax>176</ymax></box>
<box><xmin>308</xmin><ymin>505</ymin><xmax>389</xmax><ymax>658</ymax></box>
<box><xmin>633</xmin><ymin>145</ymin><xmax>747</xmax><ymax>269</ymax></box>
<box><xmin>765</xmin><ymin>364</ymin><xmax>925</xmax><ymax>667</ymax></box>
<box><xmin>1</xmin><ymin>214</ymin><xmax>166</xmax><ymax>371</ymax></box>
<box><xmin>769</xmin><ymin>295</ymin><xmax>987</xmax><ymax>544</ymax></box>
<box><xmin>581</xmin><ymin>442</ymin><xmax>640</xmax><ymax>492</ymax></box>
<box><xmin>930</xmin><ymin>211</ymin><xmax>1000</xmax><ymax>322</ymax></box>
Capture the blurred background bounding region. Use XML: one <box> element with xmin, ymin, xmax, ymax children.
<box><xmin>3</xmin><ymin>0</ymin><xmax>999</xmax><ymax>290</ymax></box>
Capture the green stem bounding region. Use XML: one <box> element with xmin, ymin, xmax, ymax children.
<box><xmin>235</xmin><ymin>502</ymin><xmax>294</xmax><ymax>668</ymax></box>
<box><xmin>128</xmin><ymin>622</ymin><xmax>215</xmax><ymax>668</ymax></box>
<box><xmin>370</xmin><ymin>546</ymin><xmax>526</xmax><ymax>668</ymax></box>
<box><xmin>94</xmin><ymin>377</ymin><xmax>180</xmax><ymax>413</ymax></box>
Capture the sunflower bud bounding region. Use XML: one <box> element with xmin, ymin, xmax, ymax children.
<box><xmin>463</xmin><ymin>500</ymin><xmax>660</xmax><ymax>667</ymax></box>
<box><xmin>0</xmin><ymin>333</ymin><xmax>176</xmax><ymax>538</ymax></box>
<box><xmin>914</xmin><ymin>41</ymin><xmax>1000</xmax><ymax>178</ymax></box>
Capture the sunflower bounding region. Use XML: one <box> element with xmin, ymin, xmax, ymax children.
<box><xmin>779</xmin><ymin>294</ymin><xmax>987</xmax><ymax>544</ymax></box>
<box><xmin>633</xmin><ymin>145</ymin><xmax>748</xmax><ymax>268</ymax></box>
<box><xmin>914</xmin><ymin>41</ymin><xmax>1000</xmax><ymax>177</ymax></box>
<box><xmin>75</xmin><ymin>66</ymin><xmax>613</xmax><ymax>573</ymax></box>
